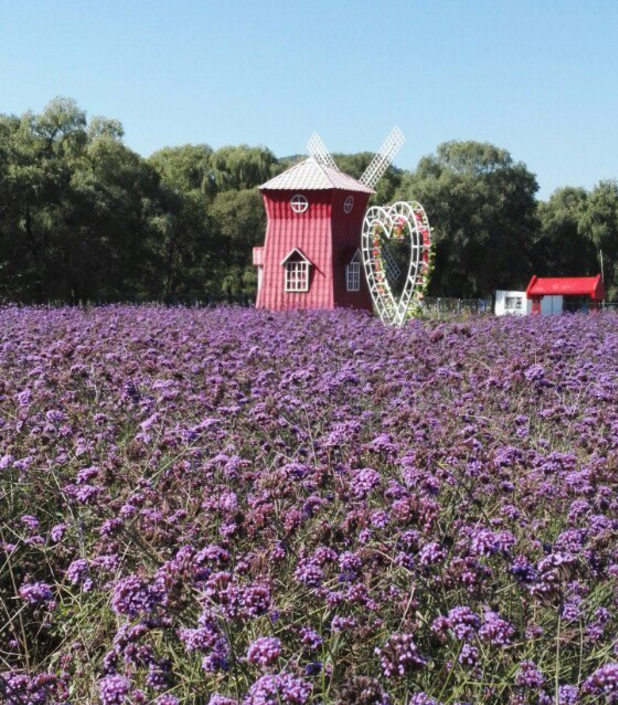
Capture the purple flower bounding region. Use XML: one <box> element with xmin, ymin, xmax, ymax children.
<box><xmin>208</xmin><ymin>696</ymin><xmax>239</xmax><ymax>705</ymax></box>
<box><xmin>305</xmin><ymin>661</ymin><xmax>322</xmax><ymax>676</ymax></box>
<box><xmin>331</xmin><ymin>615</ymin><xmax>356</xmax><ymax>632</ymax></box>
<box><xmin>4</xmin><ymin>307</ymin><xmax>618</xmax><ymax>705</ymax></box>
<box><xmin>146</xmin><ymin>660</ymin><xmax>171</xmax><ymax>691</ymax></box>
<box><xmin>241</xmin><ymin>584</ymin><xmax>271</xmax><ymax>617</ymax></box>
<box><xmin>351</xmin><ymin>468</ymin><xmax>381</xmax><ymax>499</ymax></box>
<box><xmin>202</xmin><ymin>648</ymin><xmax>230</xmax><ymax>673</ymax></box>
<box><xmin>338</xmin><ymin>551</ymin><xmax>362</xmax><ymax>574</ymax></box>
<box><xmin>0</xmin><ymin>454</ymin><xmax>15</xmax><ymax>470</ymax></box>
<box><xmin>524</xmin><ymin>364</ymin><xmax>546</xmax><ymax>382</ymax></box>
<box><xmin>458</xmin><ymin>643</ymin><xmax>479</xmax><ymax>667</ymax></box>
<box><xmin>66</xmin><ymin>558</ymin><xmax>92</xmax><ymax>590</ymax></box>
<box><xmin>178</xmin><ymin>625</ymin><xmax>221</xmax><ymax>653</ymax></box>
<box><xmin>468</xmin><ymin>528</ymin><xmax>515</xmax><ymax>556</ymax></box>
<box><xmin>98</xmin><ymin>675</ymin><xmax>130</xmax><ymax>705</ymax></box>
<box><xmin>45</xmin><ymin>409</ymin><xmax>66</xmax><ymax>424</ymax></box>
<box><xmin>561</xmin><ymin>599</ymin><xmax>581</xmax><ymax>623</ymax></box>
<box><xmin>409</xmin><ymin>694</ymin><xmax>441</xmax><ymax>705</ymax></box>
<box><xmin>510</xmin><ymin>555</ymin><xmax>537</xmax><ymax>585</ymax></box>
<box><xmin>299</xmin><ymin>627</ymin><xmax>322</xmax><ymax>651</ymax></box>
<box><xmin>244</xmin><ymin>672</ymin><xmax>312</xmax><ymax>705</ymax></box>
<box><xmin>111</xmin><ymin>574</ymin><xmax>164</xmax><ymax>616</ymax></box>
<box><xmin>19</xmin><ymin>581</ymin><xmax>54</xmax><ymax>604</ymax></box>
<box><xmin>418</xmin><ymin>541</ymin><xmax>447</xmax><ymax>566</ymax></box>
<box><xmin>479</xmin><ymin>609</ymin><xmax>515</xmax><ymax>646</ymax></box>
<box><xmin>557</xmin><ymin>685</ymin><xmax>579</xmax><ymax>704</ymax></box>
<box><xmin>312</xmin><ymin>546</ymin><xmax>338</xmax><ymax>565</ymax></box>
<box><xmin>16</xmin><ymin>389</ymin><xmax>32</xmax><ymax>406</ymax></box>
<box><xmin>21</xmin><ymin>514</ymin><xmax>40</xmax><ymax>531</ymax></box>
<box><xmin>583</xmin><ymin>663</ymin><xmax>618</xmax><ymax>700</ymax></box>
<box><xmin>376</xmin><ymin>633</ymin><xmax>427</xmax><ymax>678</ymax></box>
<box><xmin>0</xmin><ymin>671</ymin><xmax>60</xmax><ymax>704</ymax></box>
<box><xmin>155</xmin><ymin>695</ymin><xmax>181</xmax><ymax>705</ymax></box>
<box><xmin>195</xmin><ymin>544</ymin><xmax>231</xmax><ymax>567</ymax></box>
<box><xmin>445</xmin><ymin>606</ymin><xmax>481</xmax><ymax>641</ymax></box>
<box><xmin>516</xmin><ymin>660</ymin><xmax>545</xmax><ymax>690</ymax></box>
<box><xmin>247</xmin><ymin>637</ymin><xmax>282</xmax><ymax>668</ymax></box>
<box><xmin>50</xmin><ymin>523</ymin><xmax>67</xmax><ymax>542</ymax></box>
<box><xmin>294</xmin><ymin>560</ymin><xmax>324</xmax><ymax>588</ymax></box>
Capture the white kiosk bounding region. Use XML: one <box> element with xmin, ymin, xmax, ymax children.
<box><xmin>494</xmin><ymin>290</ymin><xmax>563</xmax><ymax>316</ymax></box>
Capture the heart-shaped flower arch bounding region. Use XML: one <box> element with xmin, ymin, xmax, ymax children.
<box><xmin>361</xmin><ymin>201</ymin><xmax>432</xmax><ymax>325</ymax></box>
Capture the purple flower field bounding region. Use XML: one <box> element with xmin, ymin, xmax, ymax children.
<box><xmin>2</xmin><ymin>306</ymin><xmax>618</xmax><ymax>704</ymax></box>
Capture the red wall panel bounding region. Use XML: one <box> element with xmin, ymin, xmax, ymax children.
<box><xmin>256</xmin><ymin>188</ymin><xmax>373</xmax><ymax>314</ymax></box>
<box><xmin>257</xmin><ymin>190</ymin><xmax>334</xmax><ymax>310</ymax></box>
<box><xmin>330</xmin><ymin>191</ymin><xmax>373</xmax><ymax>311</ymax></box>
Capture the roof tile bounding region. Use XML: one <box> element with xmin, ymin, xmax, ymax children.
<box><xmin>260</xmin><ymin>157</ymin><xmax>375</xmax><ymax>194</ymax></box>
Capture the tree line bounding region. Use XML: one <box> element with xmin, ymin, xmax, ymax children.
<box><xmin>1</xmin><ymin>97</ymin><xmax>617</xmax><ymax>304</ymax></box>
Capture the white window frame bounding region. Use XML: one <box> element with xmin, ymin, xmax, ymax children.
<box><xmin>346</xmin><ymin>250</ymin><xmax>362</xmax><ymax>292</ymax></box>
<box><xmin>505</xmin><ymin>296</ymin><xmax>522</xmax><ymax>310</ymax></box>
<box><xmin>290</xmin><ymin>194</ymin><xmax>309</xmax><ymax>214</ymax></box>
<box><xmin>281</xmin><ymin>248</ymin><xmax>311</xmax><ymax>293</ymax></box>
<box><xmin>285</xmin><ymin>261</ymin><xmax>310</xmax><ymax>292</ymax></box>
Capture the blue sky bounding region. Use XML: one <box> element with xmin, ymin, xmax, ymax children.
<box><xmin>1</xmin><ymin>0</ymin><xmax>616</xmax><ymax>199</ymax></box>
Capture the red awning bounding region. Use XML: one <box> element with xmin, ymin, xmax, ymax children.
<box><xmin>526</xmin><ymin>275</ymin><xmax>605</xmax><ymax>300</ymax></box>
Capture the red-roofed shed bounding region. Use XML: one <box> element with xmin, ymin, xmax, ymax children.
<box><xmin>526</xmin><ymin>275</ymin><xmax>605</xmax><ymax>314</ymax></box>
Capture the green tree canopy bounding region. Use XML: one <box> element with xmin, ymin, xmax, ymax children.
<box><xmin>0</xmin><ymin>97</ymin><xmax>160</xmax><ymax>302</ymax></box>
<box><xmin>148</xmin><ymin>144</ymin><xmax>213</xmax><ymax>196</ymax></box>
<box><xmin>208</xmin><ymin>188</ymin><xmax>265</xmax><ymax>296</ymax></box>
<box><xmin>2</xmin><ymin>97</ymin><xmax>618</xmax><ymax>304</ymax></box>
<box><xmin>396</xmin><ymin>141</ymin><xmax>540</xmax><ymax>297</ymax></box>
<box><xmin>580</xmin><ymin>180</ymin><xmax>618</xmax><ymax>299</ymax></box>
<box><xmin>209</xmin><ymin>145</ymin><xmax>279</xmax><ymax>192</ymax></box>
<box><xmin>535</xmin><ymin>187</ymin><xmax>597</xmax><ymax>277</ymax></box>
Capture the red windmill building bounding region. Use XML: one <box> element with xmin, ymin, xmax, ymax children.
<box><xmin>253</xmin><ymin>129</ymin><xmax>405</xmax><ymax>311</ymax></box>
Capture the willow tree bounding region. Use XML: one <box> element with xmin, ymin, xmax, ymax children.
<box><xmin>396</xmin><ymin>141</ymin><xmax>539</xmax><ymax>298</ymax></box>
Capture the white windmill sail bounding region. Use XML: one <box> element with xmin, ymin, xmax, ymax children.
<box><xmin>359</xmin><ymin>127</ymin><xmax>405</xmax><ymax>189</ymax></box>
<box><xmin>307</xmin><ymin>133</ymin><xmax>340</xmax><ymax>171</ymax></box>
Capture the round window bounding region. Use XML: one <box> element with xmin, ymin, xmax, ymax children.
<box><xmin>290</xmin><ymin>194</ymin><xmax>309</xmax><ymax>214</ymax></box>
<box><xmin>343</xmin><ymin>196</ymin><xmax>354</xmax><ymax>214</ymax></box>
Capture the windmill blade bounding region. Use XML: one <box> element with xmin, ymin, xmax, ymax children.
<box><xmin>359</xmin><ymin>127</ymin><xmax>405</xmax><ymax>189</ymax></box>
<box><xmin>307</xmin><ymin>133</ymin><xmax>339</xmax><ymax>171</ymax></box>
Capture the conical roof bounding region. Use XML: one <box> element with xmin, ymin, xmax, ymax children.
<box><xmin>259</xmin><ymin>157</ymin><xmax>375</xmax><ymax>194</ymax></box>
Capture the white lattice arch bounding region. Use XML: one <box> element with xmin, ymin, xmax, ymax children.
<box><xmin>361</xmin><ymin>201</ymin><xmax>431</xmax><ymax>325</ymax></box>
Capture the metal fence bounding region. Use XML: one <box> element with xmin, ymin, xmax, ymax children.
<box><xmin>423</xmin><ymin>298</ymin><xmax>618</xmax><ymax>318</ymax></box>
<box><xmin>36</xmin><ymin>294</ymin><xmax>257</xmax><ymax>308</ymax></box>
<box><xmin>421</xmin><ymin>297</ymin><xmax>492</xmax><ymax>318</ymax></box>
<box><xmin>13</xmin><ymin>295</ymin><xmax>618</xmax><ymax>316</ymax></box>
<box><xmin>561</xmin><ymin>300</ymin><xmax>618</xmax><ymax>314</ymax></box>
